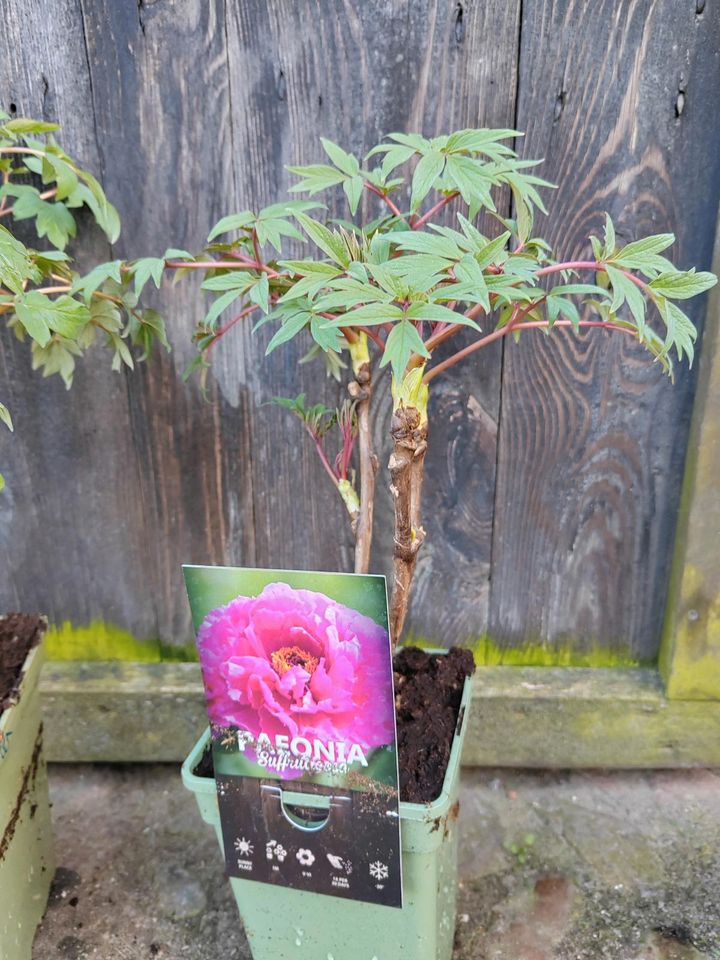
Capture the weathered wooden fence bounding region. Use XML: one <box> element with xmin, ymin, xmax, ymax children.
<box><xmin>2</xmin><ymin>0</ymin><xmax>720</xmax><ymax>763</ymax></box>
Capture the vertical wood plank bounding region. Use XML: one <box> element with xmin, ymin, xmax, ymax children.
<box><xmin>488</xmin><ymin>0</ymin><xmax>720</xmax><ymax>661</ymax></box>
<box><xmin>0</xmin><ymin>0</ymin><xmax>162</xmax><ymax>653</ymax></box>
<box><xmin>660</xmin><ymin>219</ymin><xmax>720</xmax><ymax>699</ymax></box>
<box><xmin>76</xmin><ymin>0</ymin><xmax>257</xmax><ymax>645</ymax></box>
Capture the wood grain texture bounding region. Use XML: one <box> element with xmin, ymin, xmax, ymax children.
<box><xmin>489</xmin><ymin>0</ymin><xmax>720</xmax><ymax>660</ymax></box>
<box><xmin>1</xmin><ymin>1</ymin><xmax>719</xmax><ymax>664</ymax></box>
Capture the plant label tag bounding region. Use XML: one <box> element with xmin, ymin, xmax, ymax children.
<box><xmin>184</xmin><ymin>564</ymin><xmax>403</xmax><ymax>908</ymax></box>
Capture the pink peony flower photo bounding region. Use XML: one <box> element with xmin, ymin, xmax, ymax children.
<box><xmin>186</xmin><ymin>571</ymin><xmax>397</xmax><ymax>785</ymax></box>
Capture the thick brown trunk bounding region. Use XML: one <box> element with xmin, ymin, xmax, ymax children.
<box><xmin>348</xmin><ymin>360</ymin><xmax>377</xmax><ymax>575</ymax></box>
<box><xmin>388</xmin><ymin>405</ymin><xmax>428</xmax><ymax>646</ymax></box>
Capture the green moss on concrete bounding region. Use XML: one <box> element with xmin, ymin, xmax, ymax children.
<box><xmin>401</xmin><ymin>633</ymin><xmax>646</xmax><ymax>668</ymax></box>
<box><xmin>46</xmin><ymin>621</ymin><xmax>161</xmax><ymax>662</ymax></box>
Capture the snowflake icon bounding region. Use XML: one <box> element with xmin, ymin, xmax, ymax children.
<box><xmin>234</xmin><ymin>837</ymin><xmax>254</xmax><ymax>856</ymax></box>
<box><xmin>369</xmin><ymin>861</ymin><xmax>389</xmax><ymax>881</ymax></box>
<box><xmin>296</xmin><ymin>848</ymin><xmax>315</xmax><ymax>867</ymax></box>
<box><xmin>266</xmin><ymin>840</ymin><xmax>287</xmax><ymax>862</ymax></box>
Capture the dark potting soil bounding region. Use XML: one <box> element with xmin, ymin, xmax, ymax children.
<box><xmin>194</xmin><ymin>646</ymin><xmax>475</xmax><ymax>805</ymax></box>
<box><xmin>0</xmin><ymin>613</ymin><xmax>45</xmax><ymax>715</ymax></box>
<box><xmin>393</xmin><ymin>645</ymin><xmax>475</xmax><ymax>803</ymax></box>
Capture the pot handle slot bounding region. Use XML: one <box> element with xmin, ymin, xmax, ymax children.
<box><xmin>261</xmin><ymin>784</ymin><xmax>351</xmax><ymax>833</ymax></box>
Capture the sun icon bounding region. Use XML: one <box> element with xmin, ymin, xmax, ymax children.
<box><xmin>234</xmin><ymin>837</ymin><xmax>254</xmax><ymax>856</ymax></box>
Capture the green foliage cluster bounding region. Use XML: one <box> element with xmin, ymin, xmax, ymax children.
<box><xmin>1</xmin><ymin>121</ymin><xmax>716</xmax><ymax>500</ymax></box>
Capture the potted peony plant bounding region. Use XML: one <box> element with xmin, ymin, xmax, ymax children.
<box><xmin>169</xmin><ymin>130</ymin><xmax>714</xmax><ymax>960</ymax></box>
<box><xmin>3</xmin><ymin>125</ymin><xmax>716</xmax><ymax>958</ymax></box>
<box><xmin>0</xmin><ymin>114</ymin><xmax>162</xmax><ymax>956</ymax></box>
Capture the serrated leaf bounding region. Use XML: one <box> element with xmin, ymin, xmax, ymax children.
<box><xmin>380</xmin><ymin>319</ymin><xmax>430</xmax><ymax>381</ymax></box>
<box><xmin>613</xmin><ymin>232</ymin><xmax>675</xmax><ymax>267</ymax></box>
<box><xmin>132</xmin><ymin>257</ymin><xmax>166</xmax><ymax>296</ymax></box>
<box><xmin>649</xmin><ymin>269</ymin><xmax>717</xmax><ymax>300</ymax></box>
<box><xmin>411</xmin><ymin>151</ymin><xmax>446</xmax><ymax>212</ymax></box>
<box><xmin>658</xmin><ymin>298</ymin><xmax>697</xmax><ymax>365</ymax></box>
<box><xmin>445</xmin><ymin>155</ymin><xmax>495</xmax><ymax>212</ymax></box>
<box><xmin>15</xmin><ymin>291</ymin><xmax>90</xmax><ymax>344</ymax></box>
<box><xmin>0</xmin><ymin>223</ymin><xmax>32</xmax><ymax>293</ymax></box>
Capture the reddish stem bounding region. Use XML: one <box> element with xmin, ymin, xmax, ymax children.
<box><xmin>363</xmin><ymin>181</ymin><xmax>404</xmax><ymax>220</ymax></box>
<box><xmin>412</xmin><ymin>192</ymin><xmax>459</xmax><ymax>231</ymax></box>
<box><xmin>308</xmin><ymin>431</ymin><xmax>339</xmax><ymax>486</ymax></box>
<box><xmin>208</xmin><ymin>303</ymin><xmax>259</xmax><ymax>350</ymax></box>
<box><xmin>423</xmin><ymin>317</ymin><xmax>637</xmax><ymax>384</ymax></box>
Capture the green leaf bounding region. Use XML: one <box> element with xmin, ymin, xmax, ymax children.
<box><xmin>613</xmin><ymin>232</ymin><xmax>675</xmax><ymax>268</ymax></box>
<box><xmin>294</xmin><ymin>213</ymin><xmax>350</xmax><ymax>267</ymax></box>
<box><xmin>445</xmin><ymin>155</ymin><xmax>495</xmax><ymax>211</ymax></box>
<box><xmin>392</xmin><ymin>230</ymin><xmax>462</xmax><ymax>259</ymax></box>
<box><xmin>204</xmin><ymin>288</ymin><xmax>244</xmax><ymax>328</ymax></box>
<box><xmin>249</xmin><ymin>273</ymin><xmax>270</xmax><ymax>313</ymax></box>
<box><xmin>602</xmin><ymin>214</ymin><xmax>616</xmax><ymax>259</ymax></box>
<box><xmin>0</xmin><ymin>118</ymin><xmax>59</xmax><ymax>135</ymax></box>
<box><xmin>207</xmin><ymin>211</ymin><xmax>254</xmax><ymax>242</ymax></box>
<box><xmin>287</xmin><ymin>164</ymin><xmax>346</xmax><ymax>194</ymax></box>
<box><xmin>453</xmin><ymin>254</ymin><xmax>490</xmax><ymax>311</ymax></box>
<box><xmin>265</xmin><ymin>308</ymin><xmax>310</xmax><ymax>355</ymax></box>
<box><xmin>343</xmin><ymin>176</ymin><xmax>364</xmax><ymax>215</ymax></box>
<box><xmin>163</xmin><ymin>248</ymin><xmax>195</xmax><ymax>260</ymax></box>
<box><xmin>0</xmin><ymin>224</ymin><xmax>32</xmax><ymax>293</ymax></box>
<box><xmin>324</xmin><ymin>303</ymin><xmax>403</xmax><ymax>327</ymax></box>
<box><xmin>132</xmin><ymin>257</ymin><xmax>166</xmax><ymax>296</ymax></box>
<box><xmin>4</xmin><ymin>185</ymin><xmax>77</xmax><ymax>248</ymax></box>
<box><xmin>320</xmin><ymin>138</ymin><xmax>360</xmax><ymax>177</ymax></box>
<box><xmin>0</xmin><ymin>402</ymin><xmax>13</xmax><ymax>432</ymax></box>
<box><xmin>658</xmin><ymin>298</ymin><xmax>697</xmax><ymax>365</ymax></box>
<box><xmin>43</xmin><ymin>153</ymin><xmax>79</xmax><ymax>200</ymax></box>
<box><xmin>649</xmin><ymin>269</ymin><xmax>717</xmax><ymax>300</ymax></box>
<box><xmin>68</xmin><ymin>178</ymin><xmax>120</xmax><ymax>244</ymax></box>
<box><xmin>380</xmin><ymin>319</ymin><xmax>430</xmax><ymax>381</ymax></box>
<box><xmin>604</xmin><ymin>265</ymin><xmax>646</xmax><ymax>334</ymax></box>
<box><xmin>71</xmin><ymin>260</ymin><xmax>123</xmax><ymax>302</ymax></box>
<box><xmin>200</xmin><ymin>272</ymin><xmax>254</xmax><ymax>292</ymax></box>
<box><xmin>310</xmin><ymin>315</ymin><xmax>343</xmax><ymax>352</ymax></box>
<box><xmin>407</xmin><ymin>302</ymin><xmax>481</xmax><ymax>330</ymax></box>
<box><xmin>410</xmin><ymin>151</ymin><xmax>445</xmax><ymax>211</ymax></box>
<box><xmin>15</xmin><ymin>291</ymin><xmax>90</xmax><ymax>345</ymax></box>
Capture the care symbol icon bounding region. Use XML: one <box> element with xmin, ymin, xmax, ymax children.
<box><xmin>369</xmin><ymin>860</ymin><xmax>389</xmax><ymax>884</ymax></box>
<box><xmin>296</xmin><ymin>848</ymin><xmax>315</xmax><ymax>867</ymax></box>
<box><xmin>266</xmin><ymin>840</ymin><xmax>287</xmax><ymax>862</ymax></box>
<box><xmin>234</xmin><ymin>837</ymin><xmax>254</xmax><ymax>856</ymax></box>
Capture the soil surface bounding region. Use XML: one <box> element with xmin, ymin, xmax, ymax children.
<box><xmin>394</xmin><ymin>645</ymin><xmax>475</xmax><ymax>803</ymax></box>
<box><xmin>195</xmin><ymin>646</ymin><xmax>475</xmax><ymax>804</ymax></box>
<box><xmin>0</xmin><ymin>612</ymin><xmax>44</xmax><ymax>714</ymax></box>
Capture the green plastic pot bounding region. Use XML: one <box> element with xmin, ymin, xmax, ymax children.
<box><xmin>182</xmin><ymin>670</ymin><xmax>472</xmax><ymax>960</ymax></box>
<box><xmin>0</xmin><ymin>630</ymin><xmax>55</xmax><ymax>960</ymax></box>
